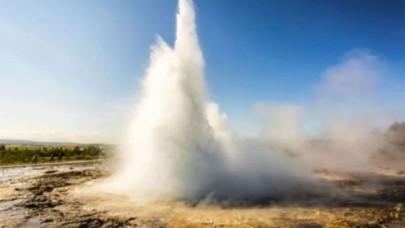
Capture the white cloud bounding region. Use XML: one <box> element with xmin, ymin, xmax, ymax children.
<box><xmin>316</xmin><ymin>50</ymin><xmax>385</xmax><ymax>100</ymax></box>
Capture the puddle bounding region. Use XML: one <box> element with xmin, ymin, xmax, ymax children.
<box><xmin>20</xmin><ymin>217</ymin><xmax>41</xmax><ymax>228</ymax></box>
<box><xmin>0</xmin><ymin>163</ymin><xmax>101</xmax><ymax>227</ymax></box>
<box><xmin>0</xmin><ymin>199</ymin><xmax>23</xmax><ymax>210</ymax></box>
<box><xmin>0</xmin><ymin>167</ymin><xmax>41</xmax><ymax>183</ymax></box>
<box><xmin>0</xmin><ymin>201</ymin><xmax>26</xmax><ymax>226</ymax></box>
<box><xmin>0</xmin><ymin>208</ymin><xmax>25</xmax><ymax>219</ymax></box>
<box><xmin>0</xmin><ymin>163</ymin><xmax>100</xmax><ymax>183</ymax></box>
<box><xmin>18</xmin><ymin>217</ymin><xmax>55</xmax><ymax>228</ymax></box>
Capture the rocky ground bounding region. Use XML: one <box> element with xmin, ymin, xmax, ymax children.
<box><xmin>0</xmin><ymin>163</ymin><xmax>404</xmax><ymax>227</ymax></box>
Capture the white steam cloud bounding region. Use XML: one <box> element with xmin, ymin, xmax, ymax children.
<box><xmin>317</xmin><ymin>50</ymin><xmax>382</xmax><ymax>99</ymax></box>
<box><xmin>257</xmin><ymin>50</ymin><xmax>399</xmax><ymax>172</ymax></box>
<box><xmin>98</xmin><ymin>0</ymin><xmax>404</xmax><ymax>203</ymax></box>
<box><xmin>99</xmin><ymin>0</ymin><xmax>321</xmax><ymax>203</ymax></box>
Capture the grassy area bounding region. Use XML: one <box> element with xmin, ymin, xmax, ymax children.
<box><xmin>0</xmin><ymin>144</ymin><xmax>114</xmax><ymax>165</ymax></box>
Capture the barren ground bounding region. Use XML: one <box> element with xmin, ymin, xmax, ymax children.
<box><xmin>1</xmin><ymin>161</ymin><xmax>404</xmax><ymax>228</ymax></box>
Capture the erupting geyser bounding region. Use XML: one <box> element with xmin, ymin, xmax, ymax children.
<box><xmin>102</xmin><ymin>0</ymin><xmax>317</xmax><ymax>202</ymax></box>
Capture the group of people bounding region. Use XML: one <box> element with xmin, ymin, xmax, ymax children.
<box><xmin>31</xmin><ymin>152</ymin><xmax>64</xmax><ymax>164</ymax></box>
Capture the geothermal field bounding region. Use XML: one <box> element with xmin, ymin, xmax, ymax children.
<box><xmin>1</xmin><ymin>0</ymin><xmax>405</xmax><ymax>227</ymax></box>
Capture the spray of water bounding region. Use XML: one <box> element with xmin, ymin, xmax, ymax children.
<box><xmin>101</xmin><ymin>0</ymin><xmax>320</xmax><ymax>203</ymax></box>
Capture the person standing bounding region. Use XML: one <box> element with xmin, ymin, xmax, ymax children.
<box><xmin>50</xmin><ymin>153</ymin><xmax>55</xmax><ymax>163</ymax></box>
<box><xmin>32</xmin><ymin>154</ymin><xmax>38</xmax><ymax>164</ymax></box>
<box><xmin>57</xmin><ymin>152</ymin><xmax>63</xmax><ymax>163</ymax></box>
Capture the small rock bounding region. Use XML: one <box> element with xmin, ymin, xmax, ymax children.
<box><xmin>25</xmin><ymin>203</ymin><xmax>39</xmax><ymax>208</ymax></box>
<box><xmin>41</xmin><ymin>218</ymin><xmax>53</xmax><ymax>223</ymax></box>
<box><xmin>43</xmin><ymin>185</ymin><xmax>54</xmax><ymax>193</ymax></box>
<box><xmin>33</xmin><ymin>195</ymin><xmax>47</xmax><ymax>202</ymax></box>
<box><xmin>394</xmin><ymin>203</ymin><xmax>403</xmax><ymax>212</ymax></box>
<box><xmin>126</xmin><ymin>217</ymin><xmax>136</xmax><ymax>222</ymax></box>
<box><xmin>78</xmin><ymin>223</ymin><xmax>89</xmax><ymax>228</ymax></box>
<box><xmin>44</xmin><ymin>170</ymin><xmax>58</xmax><ymax>174</ymax></box>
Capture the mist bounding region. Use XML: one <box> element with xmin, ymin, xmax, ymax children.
<box><xmin>257</xmin><ymin>50</ymin><xmax>404</xmax><ymax>172</ymax></box>
<box><xmin>98</xmin><ymin>0</ymin><xmax>404</xmax><ymax>204</ymax></box>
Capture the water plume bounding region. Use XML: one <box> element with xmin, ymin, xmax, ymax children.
<box><xmin>101</xmin><ymin>0</ymin><xmax>321</xmax><ymax>203</ymax></box>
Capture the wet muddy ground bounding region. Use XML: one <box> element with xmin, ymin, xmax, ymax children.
<box><xmin>1</xmin><ymin>162</ymin><xmax>404</xmax><ymax>227</ymax></box>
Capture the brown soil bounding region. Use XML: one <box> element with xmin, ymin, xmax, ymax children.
<box><xmin>1</xmin><ymin>164</ymin><xmax>405</xmax><ymax>227</ymax></box>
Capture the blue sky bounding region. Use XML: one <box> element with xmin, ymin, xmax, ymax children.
<box><xmin>0</xmin><ymin>0</ymin><xmax>404</xmax><ymax>143</ymax></box>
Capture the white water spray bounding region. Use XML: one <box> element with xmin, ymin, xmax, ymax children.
<box><xmin>103</xmin><ymin>0</ymin><xmax>320</xmax><ymax>202</ymax></box>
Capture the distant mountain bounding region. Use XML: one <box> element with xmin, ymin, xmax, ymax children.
<box><xmin>0</xmin><ymin>139</ymin><xmax>85</xmax><ymax>146</ymax></box>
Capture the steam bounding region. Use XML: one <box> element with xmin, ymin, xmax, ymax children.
<box><xmin>100</xmin><ymin>0</ymin><xmax>404</xmax><ymax>203</ymax></box>
<box><xmin>100</xmin><ymin>0</ymin><xmax>320</xmax><ymax>202</ymax></box>
<box><xmin>257</xmin><ymin>50</ymin><xmax>402</xmax><ymax>172</ymax></box>
<box><xmin>317</xmin><ymin>50</ymin><xmax>382</xmax><ymax>99</ymax></box>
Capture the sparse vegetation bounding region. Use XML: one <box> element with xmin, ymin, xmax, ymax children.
<box><xmin>0</xmin><ymin>144</ymin><xmax>114</xmax><ymax>165</ymax></box>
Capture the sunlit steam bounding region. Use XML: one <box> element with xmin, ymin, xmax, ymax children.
<box><xmin>100</xmin><ymin>0</ymin><xmax>319</xmax><ymax>202</ymax></box>
<box><xmin>99</xmin><ymin>0</ymin><xmax>404</xmax><ymax>203</ymax></box>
